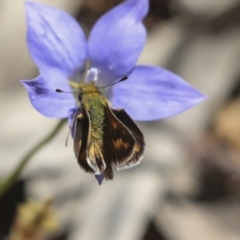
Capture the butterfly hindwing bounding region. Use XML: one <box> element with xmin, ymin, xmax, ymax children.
<box><xmin>81</xmin><ymin>107</ymin><xmax>107</xmax><ymax>175</ymax></box>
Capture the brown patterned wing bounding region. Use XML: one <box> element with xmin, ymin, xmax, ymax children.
<box><xmin>103</xmin><ymin>106</ymin><xmax>136</xmax><ymax>173</ymax></box>
<box><xmin>73</xmin><ymin>108</ymin><xmax>94</xmax><ymax>173</ymax></box>
<box><xmin>112</xmin><ymin>109</ymin><xmax>145</xmax><ymax>170</ymax></box>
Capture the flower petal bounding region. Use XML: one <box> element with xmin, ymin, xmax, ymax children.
<box><xmin>95</xmin><ymin>174</ymin><xmax>105</xmax><ymax>185</ymax></box>
<box><xmin>88</xmin><ymin>0</ymin><xmax>148</xmax><ymax>84</ymax></box>
<box><xmin>110</xmin><ymin>65</ymin><xmax>206</xmax><ymax>121</ymax></box>
<box><xmin>21</xmin><ymin>68</ymin><xmax>77</xmax><ymax>118</ymax></box>
<box><xmin>25</xmin><ymin>2</ymin><xmax>87</xmax><ymax>77</ymax></box>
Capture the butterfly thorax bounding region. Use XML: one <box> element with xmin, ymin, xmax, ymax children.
<box><xmin>78</xmin><ymin>83</ymin><xmax>106</xmax><ymax>145</ymax></box>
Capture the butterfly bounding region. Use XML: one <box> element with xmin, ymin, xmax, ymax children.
<box><xmin>57</xmin><ymin>77</ymin><xmax>145</xmax><ymax>180</ymax></box>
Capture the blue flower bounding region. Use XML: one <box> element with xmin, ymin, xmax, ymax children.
<box><xmin>21</xmin><ymin>0</ymin><xmax>205</xmax><ymax>183</ymax></box>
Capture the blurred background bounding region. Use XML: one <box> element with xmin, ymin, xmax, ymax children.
<box><xmin>1</xmin><ymin>0</ymin><xmax>240</xmax><ymax>239</ymax></box>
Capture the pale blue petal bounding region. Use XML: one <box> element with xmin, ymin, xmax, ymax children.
<box><xmin>26</xmin><ymin>2</ymin><xmax>87</xmax><ymax>76</ymax></box>
<box><xmin>110</xmin><ymin>65</ymin><xmax>206</xmax><ymax>121</ymax></box>
<box><xmin>88</xmin><ymin>0</ymin><xmax>148</xmax><ymax>84</ymax></box>
<box><xmin>95</xmin><ymin>174</ymin><xmax>105</xmax><ymax>185</ymax></box>
<box><xmin>21</xmin><ymin>68</ymin><xmax>77</xmax><ymax>118</ymax></box>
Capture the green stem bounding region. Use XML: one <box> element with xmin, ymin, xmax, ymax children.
<box><xmin>0</xmin><ymin>119</ymin><xmax>66</xmax><ymax>198</ymax></box>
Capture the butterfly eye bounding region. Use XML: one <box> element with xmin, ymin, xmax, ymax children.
<box><xmin>78</xmin><ymin>93</ymin><xmax>82</xmax><ymax>102</ymax></box>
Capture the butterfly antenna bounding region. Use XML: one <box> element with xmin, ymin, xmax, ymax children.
<box><xmin>56</xmin><ymin>89</ymin><xmax>80</xmax><ymax>93</ymax></box>
<box><xmin>98</xmin><ymin>76</ymin><xmax>128</xmax><ymax>89</ymax></box>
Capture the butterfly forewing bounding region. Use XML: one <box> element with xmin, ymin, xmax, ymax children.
<box><xmin>103</xmin><ymin>106</ymin><xmax>136</xmax><ymax>167</ymax></box>
<box><xmin>112</xmin><ymin>109</ymin><xmax>145</xmax><ymax>170</ymax></box>
<box><xmin>74</xmin><ymin>108</ymin><xmax>94</xmax><ymax>173</ymax></box>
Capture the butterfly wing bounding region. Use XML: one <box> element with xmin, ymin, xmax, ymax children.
<box><xmin>73</xmin><ymin>108</ymin><xmax>94</xmax><ymax>173</ymax></box>
<box><xmin>103</xmin><ymin>106</ymin><xmax>136</xmax><ymax>172</ymax></box>
<box><xmin>77</xmin><ymin>106</ymin><xmax>107</xmax><ymax>176</ymax></box>
<box><xmin>112</xmin><ymin>109</ymin><xmax>145</xmax><ymax>170</ymax></box>
<box><xmin>74</xmin><ymin>106</ymin><xmax>144</xmax><ymax>178</ymax></box>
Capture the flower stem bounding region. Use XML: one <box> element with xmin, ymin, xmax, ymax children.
<box><xmin>0</xmin><ymin>119</ymin><xmax>66</xmax><ymax>198</ymax></box>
